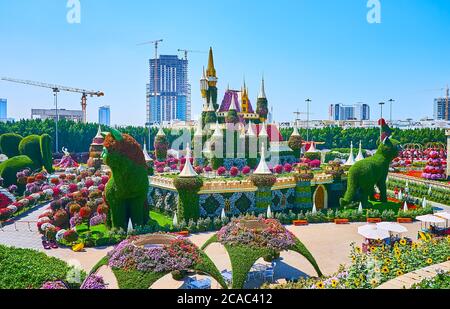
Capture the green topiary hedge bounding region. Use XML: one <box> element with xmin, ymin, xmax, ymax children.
<box><xmin>0</xmin><ymin>133</ymin><xmax>23</xmax><ymax>158</ymax></box>
<box><xmin>174</xmin><ymin>177</ymin><xmax>203</xmax><ymax>221</ymax></box>
<box><xmin>18</xmin><ymin>135</ymin><xmax>43</xmax><ymax>167</ymax></box>
<box><xmin>0</xmin><ymin>155</ymin><xmax>35</xmax><ymax>188</ymax></box>
<box><xmin>40</xmin><ymin>134</ymin><xmax>54</xmax><ymax>173</ymax></box>
<box><xmin>0</xmin><ymin>245</ymin><xmax>85</xmax><ymax>289</ymax></box>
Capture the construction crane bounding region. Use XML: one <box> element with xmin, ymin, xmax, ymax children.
<box><xmin>177</xmin><ymin>49</ymin><xmax>207</xmax><ymax>60</ymax></box>
<box><xmin>1</xmin><ymin>77</ymin><xmax>104</xmax><ymax>152</ymax></box>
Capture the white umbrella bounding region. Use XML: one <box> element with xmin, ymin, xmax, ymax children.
<box><xmin>415</xmin><ymin>215</ymin><xmax>445</xmax><ymax>224</ymax></box>
<box><xmin>358</xmin><ymin>225</ymin><xmax>390</xmax><ymax>240</ymax></box>
<box><xmin>312</xmin><ymin>203</ymin><xmax>317</xmax><ymax>214</ymax></box>
<box><xmin>403</xmin><ymin>201</ymin><xmax>409</xmax><ymax>212</ymax></box>
<box><xmin>358</xmin><ymin>202</ymin><xmax>363</xmax><ymax>214</ymax></box>
<box><xmin>435</xmin><ymin>212</ymin><xmax>450</xmax><ymax>220</ymax></box>
<box><xmin>376</xmin><ymin>222</ymin><xmax>408</xmax><ymax>234</ymax></box>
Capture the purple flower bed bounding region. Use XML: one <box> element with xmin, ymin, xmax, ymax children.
<box><xmin>81</xmin><ymin>274</ymin><xmax>107</xmax><ymax>289</ymax></box>
<box><xmin>107</xmin><ymin>236</ymin><xmax>200</xmax><ymax>273</ymax></box>
<box><xmin>40</xmin><ymin>280</ymin><xmax>68</xmax><ymax>289</ymax></box>
<box><xmin>217</xmin><ymin>217</ymin><xmax>296</xmax><ymax>251</ymax></box>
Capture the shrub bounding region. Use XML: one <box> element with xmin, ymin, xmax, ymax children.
<box><xmin>274</xmin><ymin>165</ymin><xmax>283</xmax><ymax>174</ymax></box>
<box><xmin>217</xmin><ymin>166</ymin><xmax>226</xmax><ymax>176</ymax></box>
<box><xmin>284</xmin><ymin>163</ymin><xmax>293</xmax><ymax>173</ymax></box>
<box><xmin>63</xmin><ymin>229</ymin><xmax>79</xmax><ymax>243</ymax></box>
<box><xmin>79</xmin><ymin>206</ymin><xmax>92</xmax><ymax>220</ymax></box>
<box><xmin>230</xmin><ymin>166</ymin><xmax>239</xmax><ymax>177</ymax></box>
<box><xmin>303</xmin><ymin>152</ymin><xmax>321</xmax><ymax>161</ymax></box>
<box><xmin>0</xmin><ymin>133</ymin><xmax>23</xmax><ymax>158</ymax></box>
<box><xmin>242</xmin><ymin>166</ymin><xmax>251</xmax><ymax>175</ymax></box>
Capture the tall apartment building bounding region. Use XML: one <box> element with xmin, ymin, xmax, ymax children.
<box><xmin>146</xmin><ymin>55</ymin><xmax>191</xmax><ymax>125</ymax></box>
<box><xmin>434</xmin><ymin>97</ymin><xmax>450</xmax><ymax>121</ymax></box>
<box><xmin>0</xmin><ymin>98</ymin><xmax>7</xmax><ymax>120</ymax></box>
<box><xmin>329</xmin><ymin>103</ymin><xmax>370</xmax><ymax>121</ymax></box>
<box><xmin>98</xmin><ymin>105</ymin><xmax>111</xmax><ymax>126</ymax></box>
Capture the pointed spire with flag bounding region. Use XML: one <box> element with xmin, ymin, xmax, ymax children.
<box><xmin>355</xmin><ymin>141</ymin><xmax>364</xmax><ymax>162</ymax></box>
<box><xmin>345</xmin><ymin>142</ymin><xmax>355</xmax><ymax>166</ymax></box>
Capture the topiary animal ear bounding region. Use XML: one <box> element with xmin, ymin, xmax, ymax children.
<box><xmin>109</xmin><ymin>128</ymin><xmax>123</xmax><ymax>141</ymax></box>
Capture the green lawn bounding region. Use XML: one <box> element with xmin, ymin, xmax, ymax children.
<box><xmin>150</xmin><ymin>211</ymin><xmax>172</xmax><ymax>228</ymax></box>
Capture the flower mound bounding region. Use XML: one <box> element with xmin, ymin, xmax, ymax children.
<box><xmin>217</xmin><ymin>217</ymin><xmax>296</xmax><ymax>251</ymax></box>
<box><xmin>107</xmin><ymin>235</ymin><xmax>201</xmax><ymax>273</ymax></box>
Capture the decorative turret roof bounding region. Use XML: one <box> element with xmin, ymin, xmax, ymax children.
<box><xmin>207</xmin><ymin>99</ymin><xmax>216</xmax><ymax>112</ymax></box>
<box><xmin>156</xmin><ymin>126</ymin><xmax>166</xmax><ymax>137</ymax></box>
<box><xmin>179</xmin><ymin>143</ymin><xmax>198</xmax><ymax>178</ymax></box>
<box><xmin>229</xmin><ymin>94</ymin><xmax>238</xmax><ymax>111</ymax></box>
<box><xmin>247</xmin><ymin>122</ymin><xmax>256</xmax><ymax>137</ymax></box>
<box><xmin>142</xmin><ymin>143</ymin><xmax>152</xmax><ymax>163</ymax></box>
<box><xmin>306</xmin><ymin>141</ymin><xmax>317</xmax><ymax>153</ymax></box>
<box><xmin>258</xmin><ymin>122</ymin><xmax>268</xmax><ymax>137</ymax></box>
<box><xmin>206</xmin><ymin>47</ymin><xmax>216</xmax><ymax>78</ymax></box>
<box><xmin>291</xmin><ymin>126</ymin><xmax>300</xmax><ymax>137</ymax></box>
<box><xmin>254</xmin><ymin>142</ymin><xmax>272</xmax><ymax>175</ymax></box>
<box><xmin>345</xmin><ymin>142</ymin><xmax>356</xmax><ymax>166</ymax></box>
<box><xmin>194</xmin><ymin>121</ymin><xmax>203</xmax><ymax>137</ymax></box>
<box><xmin>258</xmin><ymin>76</ymin><xmax>266</xmax><ymax>99</ymax></box>
<box><xmin>91</xmin><ymin>125</ymin><xmax>104</xmax><ymax>145</ymax></box>
<box><xmin>355</xmin><ymin>141</ymin><xmax>364</xmax><ymax>162</ymax></box>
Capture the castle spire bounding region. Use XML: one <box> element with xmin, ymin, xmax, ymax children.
<box><xmin>258</xmin><ymin>76</ymin><xmax>266</xmax><ymax>99</ymax></box>
<box><xmin>206</xmin><ymin>47</ymin><xmax>216</xmax><ymax>78</ymax></box>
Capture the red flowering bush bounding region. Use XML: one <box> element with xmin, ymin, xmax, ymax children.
<box><xmin>309</xmin><ymin>159</ymin><xmax>321</xmax><ymax>168</ymax></box>
<box><xmin>85</xmin><ymin>179</ymin><xmax>94</xmax><ymax>188</ymax></box>
<box><xmin>242</xmin><ymin>166</ymin><xmax>251</xmax><ymax>175</ymax></box>
<box><xmin>79</xmin><ymin>206</ymin><xmax>92</xmax><ymax>220</ymax></box>
<box><xmin>97</xmin><ymin>203</ymin><xmax>109</xmax><ymax>215</ymax></box>
<box><xmin>101</xmin><ymin>176</ymin><xmax>109</xmax><ymax>185</ymax></box>
<box><xmin>53</xmin><ymin>209</ymin><xmax>69</xmax><ymax>227</ymax></box>
<box><xmin>217</xmin><ymin>167</ymin><xmax>227</xmax><ymax>176</ymax></box>
<box><xmin>230</xmin><ymin>167</ymin><xmax>239</xmax><ymax>177</ymax></box>
<box><xmin>68</xmin><ymin>183</ymin><xmax>78</xmax><ymax>193</ymax></box>
<box><xmin>284</xmin><ymin>163</ymin><xmax>293</xmax><ymax>173</ymax></box>
<box><xmin>195</xmin><ymin>166</ymin><xmax>203</xmax><ymax>174</ymax></box>
<box><xmin>27</xmin><ymin>176</ymin><xmax>35</xmax><ymax>184</ymax></box>
<box><xmin>205</xmin><ymin>166</ymin><xmax>213</xmax><ymax>172</ymax></box>
<box><xmin>63</xmin><ymin>229</ymin><xmax>78</xmax><ymax>243</ymax></box>
<box><xmin>51</xmin><ymin>178</ymin><xmax>60</xmax><ymax>185</ymax></box>
<box><xmin>274</xmin><ymin>165</ymin><xmax>283</xmax><ymax>174</ymax></box>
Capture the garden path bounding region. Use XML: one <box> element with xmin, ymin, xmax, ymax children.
<box><xmin>376</xmin><ymin>261</ymin><xmax>450</xmax><ymax>289</ymax></box>
<box><xmin>96</xmin><ymin>265</ymin><xmax>119</xmax><ymax>289</ymax></box>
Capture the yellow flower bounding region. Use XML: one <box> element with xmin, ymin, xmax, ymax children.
<box><xmin>399</xmin><ymin>239</ymin><xmax>407</xmax><ymax>246</ymax></box>
<box><xmin>354</xmin><ymin>279</ymin><xmax>361</xmax><ymax>287</ymax></box>
<box><xmin>374</xmin><ymin>267</ymin><xmax>380</xmax><ymax>273</ymax></box>
<box><xmin>384</xmin><ymin>258</ymin><xmax>392</xmax><ymax>265</ymax></box>
<box><xmin>331</xmin><ymin>279</ymin><xmax>338</xmax><ymax>288</ymax></box>
<box><xmin>400</xmin><ymin>263</ymin><xmax>406</xmax><ymax>270</ymax></box>
<box><xmin>352</xmin><ymin>256</ymin><xmax>356</xmax><ymax>262</ymax></box>
<box><xmin>359</xmin><ymin>273</ymin><xmax>365</xmax><ymax>281</ymax></box>
<box><xmin>370</xmin><ymin>246</ymin><xmax>377</xmax><ymax>252</ymax></box>
<box><xmin>423</xmin><ymin>249</ymin><xmax>429</xmax><ymax>254</ymax></box>
<box><xmin>370</xmin><ymin>278</ymin><xmax>379</xmax><ymax>286</ymax></box>
<box><xmin>426</xmin><ymin>258</ymin><xmax>433</xmax><ymax>264</ymax></box>
<box><xmin>447</xmin><ymin>256</ymin><xmax>450</xmax><ymax>261</ymax></box>
<box><xmin>396</xmin><ymin>270</ymin><xmax>404</xmax><ymax>276</ymax></box>
<box><xmin>355</xmin><ymin>247</ymin><xmax>362</xmax><ymax>254</ymax></box>
<box><xmin>381</xmin><ymin>266</ymin><xmax>389</xmax><ymax>274</ymax></box>
<box><xmin>412</xmin><ymin>243</ymin><xmax>418</xmax><ymax>249</ymax></box>
<box><xmin>316</xmin><ymin>281</ymin><xmax>325</xmax><ymax>289</ymax></box>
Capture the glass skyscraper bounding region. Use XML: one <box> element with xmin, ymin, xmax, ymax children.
<box><xmin>330</xmin><ymin>103</ymin><xmax>370</xmax><ymax>121</ymax></box>
<box><xmin>0</xmin><ymin>99</ymin><xmax>7</xmax><ymax>120</ymax></box>
<box><xmin>146</xmin><ymin>55</ymin><xmax>190</xmax><ymax>124</ymax></box>
<box><xmin>98</xmin><ymin>105</ymin><xmax>111</xmax><ymax>126</ymax></box>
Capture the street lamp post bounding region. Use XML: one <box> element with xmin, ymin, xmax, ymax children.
<box><xmin>53</xmin><ymin>88</ymin><xmax>60</xmax><ymax>154</ymax></box>
<box><xmin>388</xmin><ymin>99</ymin><xmax>395</xmax><ymax>125</ymax></box>
<box><xmin>379</xmin><ymin>102</ymin><xmax>385</xmax><ymax>140</ymax></box>
<box><xmin>305</xmin><ymin>98</ymin><xmax>311</xmax><ymax>142</ymax></box>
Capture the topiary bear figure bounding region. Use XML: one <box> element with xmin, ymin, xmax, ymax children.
<box><xmin>102</xmin><ymin>128</ymin><xmax>150</xmax><ymax>230</ymax></box>
<box><xmin>340</xmin><ymin>119</ymin><xmax>400</xmax><ymax>208</ymax></box>
<box><xmin>0</xmin><ymin>133</ymin><xmax>23</xmax><ymax>158</ymax></box>
<box><xmin>0</xmin><ymin>134</ymin><xmax>53</xmax><ymax>189</ymax></box>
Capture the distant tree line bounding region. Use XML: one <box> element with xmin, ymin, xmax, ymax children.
<box><xmin>279</xmin><ymin>127</ymin><xmax>446</xmax><ymax>150</ymax></box>
<box><xmin>0</xmin><ymin>119</ymin><xmax>446</xmax><ymax>154</ymax></box>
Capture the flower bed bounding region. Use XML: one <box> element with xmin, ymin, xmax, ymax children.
<box><xmin>265</xmin><ymin>236</ymin><xmax>450</xmax><ymax>289</ymax></box>
<box><xmin>411</xmin><ymin>270</ymin><xmax>450</xmax><ymax>289</ymax></box>
<box><xmin>217</xmin><ymin>217</ymin><xmax>296</xmax><ymax>251</ymax></box>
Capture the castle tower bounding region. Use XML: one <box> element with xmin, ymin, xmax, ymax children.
<box><xmin>241</xmin><ymin>80</ymin><xmax>250</xmax><ymax>113</ymax></box>
<box><xmin>201</xmin><ymin>47</ymin><xmax>219</xmax><ymax>111</ymax></box>
<box><xmin>256</xmin><ymin>76</ymin><xmax>269</xmax><ymax>123</ymax></box>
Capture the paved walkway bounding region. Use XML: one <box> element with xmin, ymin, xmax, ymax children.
<box><xmin>377</xmin><ymin>261</ymin><xmax>450</xmax><ymax>289</ymax></box>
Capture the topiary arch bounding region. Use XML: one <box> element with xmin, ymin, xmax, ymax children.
<box><xmin>201</xmin><ymin>220</ymin><xmax>323</xmax><ymax>289</ymax></box>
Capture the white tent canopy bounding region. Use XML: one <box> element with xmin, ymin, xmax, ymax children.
<box><xmin>376</xmin><ymin>222</ymin><xmax>408</xmax><ymax>234</ymax></box>
<box><xmin>358</xmin><ymin>225</ymin><xmax>390</xmax><ymax>240</ymax></box>
<box><xmin>435</xmin><ymin>212</ymin><xmax>450</xmax><ymax>220</ymax></box>
<box><xmin>415</xmin><ymin>215</ymin><xmax>445</xmax><ymax>224</ymax></box>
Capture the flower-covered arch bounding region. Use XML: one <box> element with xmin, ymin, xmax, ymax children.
<box><xmin>201</xmin><ymin>217</ymin><xmax>323</xmax><ymax>289</ymax></box>
<box><xmin>106</xmin><ymin>233</ymin><xmax>227</xmax><ymax>289</ymax></box>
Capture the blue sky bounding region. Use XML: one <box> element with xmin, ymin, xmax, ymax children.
<box><xmin>0</xmin><ymin>0</ymin><xmax>449</xmax><ymax>125</ymax></box>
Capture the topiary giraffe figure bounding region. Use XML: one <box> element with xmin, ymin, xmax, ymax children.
<box><xmin>102</xmin><ymin>129</ymin><xmax>150</xmax><ymax>230</ymax></box>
